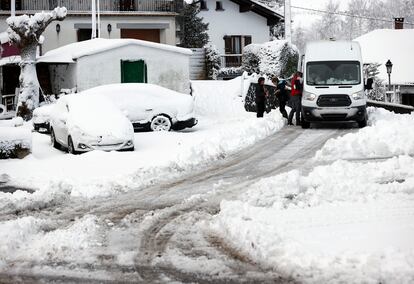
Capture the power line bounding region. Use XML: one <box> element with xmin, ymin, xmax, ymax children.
<box><xmin>291</xmin><ymin>5</ymin><xmax>414</xmax><ymax>26</ymax></box>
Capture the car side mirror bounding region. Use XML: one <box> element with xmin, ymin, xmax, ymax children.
<box><xmin>365</xmin><ymin>78</ymin><xmax>374</xmax><ymax>90</ymax></box>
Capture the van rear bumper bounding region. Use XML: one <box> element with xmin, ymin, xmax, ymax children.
<box><xmin>302</xmin><ymin>105</ymin><xmax>367</xmax><ymax>122</ymax></box>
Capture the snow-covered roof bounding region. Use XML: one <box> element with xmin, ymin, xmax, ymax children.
<box><xmin>354</xmin><ymin>29</ymin><xmax>414</xmax><ymax>85</ymax></box>
<box><xmin>250</xmin><ymin>0</ymin><xmax>284</xmax><ymax>18</ymax></box>
<box><xmin>38</xmin><ymin>38</ymin><xmax>193</xmax><ymax>63</ymax></box>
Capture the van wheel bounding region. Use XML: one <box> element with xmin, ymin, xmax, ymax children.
<box><xmin>358</xmin><ymin>118</ymin><xmax>367</xmax><ymax>128</ymax></box>
<box><xmin>301</xmin><ymin>120</ymin><xmax>311</xmax><ymax>129</ymax></box>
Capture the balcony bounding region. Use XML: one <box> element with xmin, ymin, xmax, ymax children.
<box><xmin>0</xmin><ymin>0</ymin><xmax>180</xmax><ymax>15</ymax></box>
<box><xmin>220</xmin><ymin>54</ymin><xmax>243</xmax><ymax>68</ymax></box>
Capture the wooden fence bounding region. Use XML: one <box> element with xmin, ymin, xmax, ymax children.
<box><xmin>190</xmin><ymin>48</ymin><xmax>206</xmax><ymax>80</ymax></box>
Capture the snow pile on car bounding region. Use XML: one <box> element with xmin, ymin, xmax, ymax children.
<box><xmin>315</xmin><ymin>107</ymin><xmax>414</xmax><ymax>161</ymax></box>
<box><xmin>209</xmin><ymin>156</ymin><xmax>414</xmax><ymax>283</ymax></box>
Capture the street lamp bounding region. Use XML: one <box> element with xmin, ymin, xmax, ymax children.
<box><xmin>385</xmin><ymin>59</ymin><xmax>393</xmax><ymax>91</ymax></box>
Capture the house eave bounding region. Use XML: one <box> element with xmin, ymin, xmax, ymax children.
<box><xmin>229</xmin><ymin>0</ymin><xmax>283</xmax><ymax>26</ymax></box>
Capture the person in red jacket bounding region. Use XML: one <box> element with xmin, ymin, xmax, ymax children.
<box><xmin>288</xmin><ymin>71</ymin><xmax>303</xmax><ymax>126</ymax></box>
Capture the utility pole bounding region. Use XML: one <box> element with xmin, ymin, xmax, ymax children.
<box><xmin>11</xmin><ymin>0</ymin><xmax>16</xmax><ymax>16</ymax></box>
<box><xmin>91</xmin><ymin>0</ymin><xmax>97</xmax><ymax>39</ymax></box>
<box><xmin>97</xmin><ymin>0</ymin><xmax>101</xmax><ymax>38</ymax></box>
<box><xmin>284</xmin><ymin>0</ymin><xmax>292</xmax><ymax>43</ymax></box>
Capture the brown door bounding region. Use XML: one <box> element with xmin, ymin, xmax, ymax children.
<box><xmin>121</xmin><ymin>29</ymin><xmax>160</xmax><ymax>43</ymax></box>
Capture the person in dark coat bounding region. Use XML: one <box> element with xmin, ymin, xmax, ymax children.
<box><xmin>255</xmin><ymin>77</ymin><xmax>268</xmax><ymax>118</ymax></box>
<box><xmin>272</xmin><ymin>77</ymin><xmax>289</xmax><ymax>119</ymax></box>
<box><xmin>288</xmin><ymin>71</ymin><xmax>303</xmax><ymax>126</ymax></box>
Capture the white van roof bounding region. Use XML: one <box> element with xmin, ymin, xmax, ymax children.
<box><xmin>305</xmin><ymin>41</ymin><xmax>362</xmax><ymax>62</ymax></box>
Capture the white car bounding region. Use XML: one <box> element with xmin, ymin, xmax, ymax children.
<box><xmin>33</xmin><ymin>103</ymin><xmax>55</xmax><ymax>132</ymax></box>
<box><xmin>49</xmin><ymin>94</ymin><xmax>135</xmax><ymax>154</ymax></box>
<box><xmin>81</xmin><ymin>84</ymin><xmax>198</xmax><ymax>132</ymax></box>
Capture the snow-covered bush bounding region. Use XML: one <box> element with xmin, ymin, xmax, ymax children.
<box><xmin>205</xmin><ymin>45</ymin><xmax>221</xmax><ymax>80</ymax></box>
<box><xmin>0</xmin><ymin>126</ymin><xmax>31</xmax><ymax>159</ymax></box>
<box><xmin>242</xmin><ymin>40</ymin><xmax>299</xmax><ymax>78</ymax></box>
<box><xmin>364</xmin><ymin>63</ymin><xmax>386</xmax><ymax>101</ymax></box>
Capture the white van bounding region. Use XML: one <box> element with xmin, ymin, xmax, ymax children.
<box><xmin>301</xmin><ymin>41</ymin><xmax>367</xmax><ymax>128</ymax></box>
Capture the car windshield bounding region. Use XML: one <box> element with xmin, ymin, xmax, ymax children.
<box><xmin>306</xmin><ymin>61</ymin><xmax>361</xmax><ymax>86</ymax></box>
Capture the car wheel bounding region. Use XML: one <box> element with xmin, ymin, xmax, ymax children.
<box><xmin>50</xmin><ymin>128</ymin><xmax>60</xmax><ymax>149</ymax></box>
<box><xmin>34</xmin><ymin>124</ymin><xmax>40</xmax><ymax>131</ymax></box>
<box><xmin>150</xmin><ymin>115</ymin><xmax>172</xmax><ymax>132</ymax></box>
<box><xmin>301</xmin><ymin>120</ymin><xmax>311</xmax><ymax>129</ymax></box>
<box><xmin>67</xmin><ymin>136</ymin><xmax>78</xmax><ymax>154</ymax></box>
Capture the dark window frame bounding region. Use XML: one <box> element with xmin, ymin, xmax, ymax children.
<box><xmin>200</xmin><ymin>0</ymin><xmax>208</xmax><ymax>10</ymax></box>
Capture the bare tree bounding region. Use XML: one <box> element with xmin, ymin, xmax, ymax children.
<box><xmin>7</xmin><ymin>7</ymin><xmax>67</xmax><ymax>120</ymax></box>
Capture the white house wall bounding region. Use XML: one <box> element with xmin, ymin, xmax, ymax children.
<box><xmin>199</xmin><ymin>0</ymin><xmax>270</xmax><ymax>54</ymax></box>
<box><xmin>76</xmin><ymin>45</ymin><xmax>190</xmax><ymax>93</ymax></box>
<box><xmin>0</xmin><ymin>15</ymin><xmax>176</xmax><ymax>54</ymax></box>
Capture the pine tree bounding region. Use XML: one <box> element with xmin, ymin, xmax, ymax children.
<box><xmin>178</xmin><ymin>2</ymin><xmax>209</xmax><ymax>48</ymax></box>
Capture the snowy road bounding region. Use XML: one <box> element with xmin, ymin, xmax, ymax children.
<box><xmin>0</xmin><ymin>125</ymin><xmax>356</xmax><ymax>283</ymax></box>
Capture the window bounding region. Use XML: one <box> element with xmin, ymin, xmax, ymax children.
<box><xmin>223</xmin><ymin>35</ymin><xmax>252</xmax><ymax>67</ymax></box>
<box><xmin>0</xmin><ymin>0</ymin><xmax>22</xmax><ymax>10</ymax></box>
<box><xmin>306</xmin><ymin>61</ymin><xmax>361</xmax><ymax>86</ymax></box>
<box><xmin>200</xmin><ymin>0</ymin><xmax>208</xmax><ymax>10</ymax></box>
<box><xmin>216</xmin><ymin>1</ymin><xmax>224</xmax><ymax>11</ymax></box>
<box><xmin>119</xmin><ymin>0</ymin><xmax>135</xmax><ymax>11</ymax></box>
<box><xmin>77</xmin><ymin>29</ymin><xmax>97</xmax><ymax>42</ymax></box>
<box><xmin>224</xmin><ymin>35</ymin><xmax>252</xmax><ymax>54</ymax></box>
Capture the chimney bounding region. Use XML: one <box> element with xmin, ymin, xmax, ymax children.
<box><xmin>394</xmin><ymin>17</ymin><xmax>404</xmax><ymax>29</ymax></box>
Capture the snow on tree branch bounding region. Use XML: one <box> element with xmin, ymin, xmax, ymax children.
<box><xmin>7</xmin><ymin>7</ymin><xmax>67</xmax><ymax>47</ymax></box>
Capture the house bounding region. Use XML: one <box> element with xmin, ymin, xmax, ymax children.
<box><xmin>0</xmin><ymin>32</ymin><xmax>20</xmax><ymax>114</ymax></box>
<box><xmin>354</xmin><ymin>27</ymin><xmax>414</xmax><ymax>106</ymax></box>
<box><xmin>37</xmin><ymin>38</ymin><xmax>192</xmax><ymax>94</ymax></box>
<box><xmin>197</xmin><ymin>0</ymin><xmax>283</xmax><ymax>68</ymax></box>
<box><xmin>0</xmin><ymin>0</ymin><xmax>182</xmax><ymax>54</ymax></box>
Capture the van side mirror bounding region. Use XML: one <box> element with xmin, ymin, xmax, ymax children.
<box><xmin>365</xmin><ymin>78</ymin><xmax>374</xmax><ymax>90</ymax></box>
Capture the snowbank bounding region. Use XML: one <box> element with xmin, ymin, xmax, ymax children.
<box><xmin>315</xmin><ymin>108</ymin><xmax>414</xmax><ymax>161</ymax></box>
<box><xmin>0</xmin><ymin>78</ymin><xmax>284</xmax><ymax>204</ymax></box>
<box><xmin>0</xmin><ymin>126</ymin><xmax>31</xmax><ymax>159</ymax></box>
<box><xmin>209</xmin><ymin>156</ymin><xmax>414</xmax><ymax>283</ymax></box>
<box><xmin>0</xmin><ymin>215</ymin><xmax>103</xmax><ymax>268</ymax></box>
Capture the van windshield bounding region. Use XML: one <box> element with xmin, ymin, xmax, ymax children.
<box><xmin>306</xmin><ymin>61</ymin><xmax>361</xmax><ymax>86</ymax></box>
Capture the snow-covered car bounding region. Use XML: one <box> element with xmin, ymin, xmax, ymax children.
<box><xmin>49</xmin><ymin>94</ymin><xmax>134</xmax><ymax>154</ymax></box>
<box><xmin>33</xmin><ymin>103</ymin><xmax>55</xmax><ymax>132</ymax></box>
<box><xmin>81</xmin><ymin>84</ymin><xmax>198</xmax><ymax>132</ymax></box>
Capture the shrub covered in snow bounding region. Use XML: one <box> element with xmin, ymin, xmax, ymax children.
<box><xmin>242</xmin><ymin>40</ymin><xmax>299</xmax><ymax>78</ymax></box>
<box><xmin>205</xmin><ymin>45</ymin><xmax>221</xmax><ymax>80</ymax></box>
<box><xmin>0</xmin><ymin>126</ymin><xmax>31</xmax><ymax>159</ymax></box>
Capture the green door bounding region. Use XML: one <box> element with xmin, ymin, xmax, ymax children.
<box><xmin>121</xmin><ymin>60</ymin><xmax>147</xmax><ymax>83</ymax></box>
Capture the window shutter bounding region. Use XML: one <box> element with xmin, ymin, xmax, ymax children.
<box><xmin>244</xmin><ymin>36</ymin><xmax>252</xmax><ymax>47</ymax></box>
<box><xmin>224</xmin><ymin>36</ymin><xmax>232</xmax><ymax>54</ymax></box>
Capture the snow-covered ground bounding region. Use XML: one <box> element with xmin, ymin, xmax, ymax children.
<box><xmin>0</xmin><ymin>77</ymin><xmax>284</xmax><ymax>204</ymax></box>
<box><xmin>209</xmin><ymin>108</ymin><xmax>414</xmax><ymax>283</ymax></box>
<box><xmin>315</xmin><ymin>107</ymin><xmax>414</xmax><ymax>161</ymax></box>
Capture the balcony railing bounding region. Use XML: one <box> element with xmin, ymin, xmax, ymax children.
<box><xmin>0</xmin><ymin>0</ymin><xmax>179</xmax><ymax>13</ymax></box>
<box><xmin>220</xmin><ymin>54</ymin><xmax>243</xmax><ymax>68</ymax></box>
